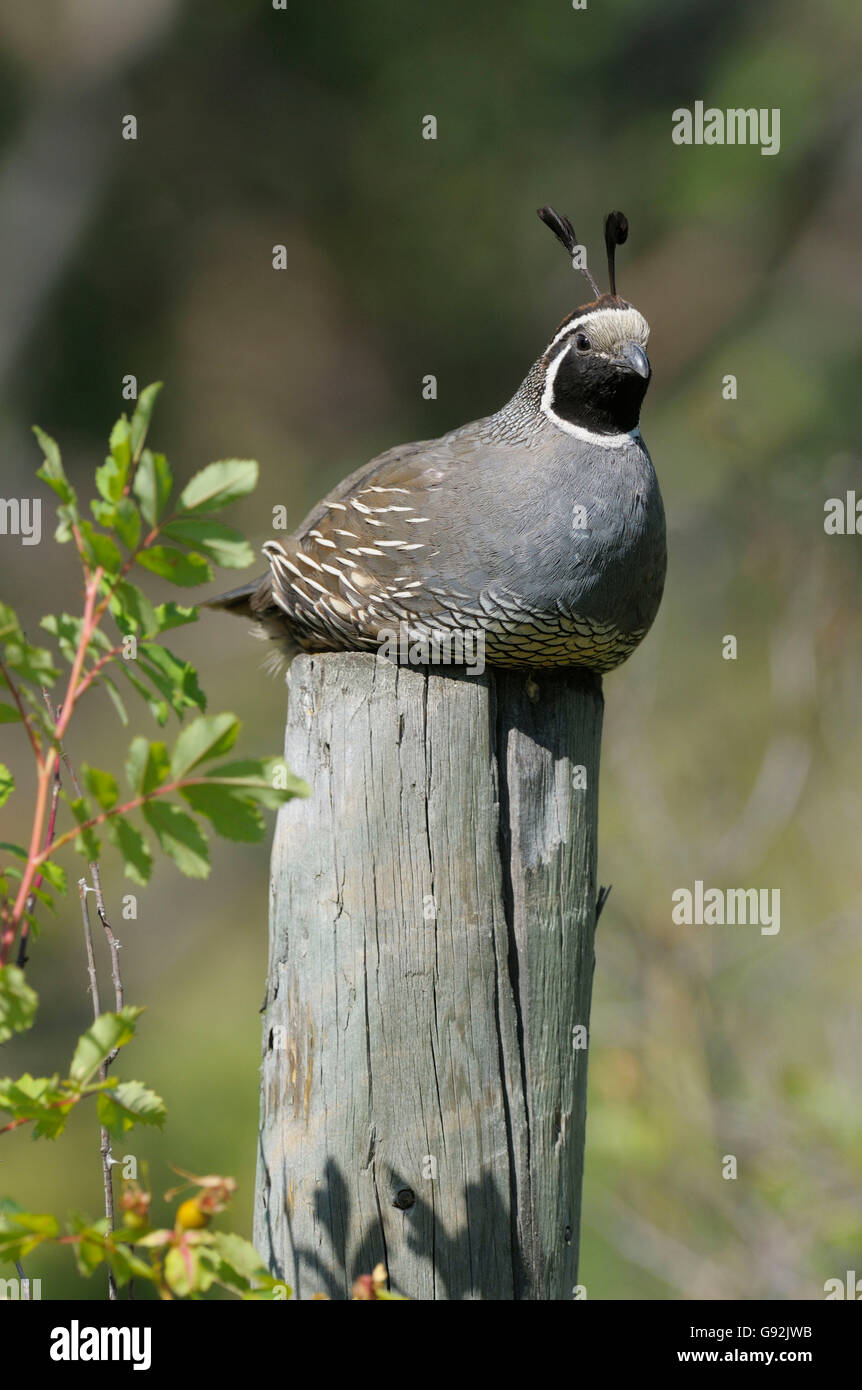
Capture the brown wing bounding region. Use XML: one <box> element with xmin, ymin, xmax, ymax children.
<box><xmin>260</xmin><ymin>432</ymin><xmax>489</xmax><ymax>651</ymax></box>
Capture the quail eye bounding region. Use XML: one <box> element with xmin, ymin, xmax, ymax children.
<box><xmin>575</xmin><ymin>332</ymin><xmax>591</xmax><ymax>352</ymax></box>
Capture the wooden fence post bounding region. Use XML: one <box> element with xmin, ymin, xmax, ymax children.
<box><xmin>254</xmin><ymin>650</ymin><xmax>604</xmax><ymax>1300</ymax></box>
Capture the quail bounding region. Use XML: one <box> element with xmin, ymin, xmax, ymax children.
<box><xmin>209</xmin><ymin>206</ymin><xmax>666</xmax><ymax>673</ymax></box>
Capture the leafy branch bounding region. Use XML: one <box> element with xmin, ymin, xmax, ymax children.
<box><xmin>0</xmin><ymin>385</ymin><xmax>312</xmax><ymax>1301</ymax></box>
<box><xmin>0</xmin><ymin>1166</ymin><xmax>289</xmax><ymax>1301</ymax></box>
<box><xmin>0</xmin><ymin>384</ymin><xmax>307</xmax><ymax>967</ymax></box>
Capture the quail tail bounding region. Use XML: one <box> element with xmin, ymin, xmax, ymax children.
<box><xmin>203</xmin><ymin>576</ymin><xmax>266</xmax><ymax>619</ymax></box>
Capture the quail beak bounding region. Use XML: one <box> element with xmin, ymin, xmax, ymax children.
<box><xmin>614</xmin><ymin>341</ymin><xmax>650</xmax><ymax>379</ymax></box>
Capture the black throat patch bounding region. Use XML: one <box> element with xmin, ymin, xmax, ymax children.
<box><xmin>549</xmin><ymin>341</ymin><xmax>649</xmax><ymax>435</ymax></box>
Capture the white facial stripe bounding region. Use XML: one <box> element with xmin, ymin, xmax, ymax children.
<box><xmin>547</xmin><ymin>305</ymin><xmax>649</xmax><ymax>356</ymax></box>
<box><xmin>540</xmin><ymin>345</ymin><xmax>641</xmax><ymax>449</ymax></box>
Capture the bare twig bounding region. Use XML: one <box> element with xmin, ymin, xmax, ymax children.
<box><xmin>78</xmin><ymin>876</ymin><xmax>117</xmax><ymax>1301</ymax></box>
<box><xmin>89</xmin><ymin>861</ymin><xmax>124</xmax><ymax>1057</ymax></box>
<box><xmin>44</xmin><ymin>694</ymin><xmax>125</xmax><ymax>1022</ymax></box>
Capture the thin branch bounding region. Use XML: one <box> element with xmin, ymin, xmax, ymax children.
<box><xmin>78</xmin><ymin>876</ymin><xmax>102</xmax><ymax>1014</ymax></box>
<box><xmin>70</xmin><ymin>521</ymin><xmax>90</xmax><ymax>576</ymax></box>
<box><xmin>73</xmin><ymin>643</ymin><xmax>127</xmax><ymax>704</ymax></box>
<box><xmin>78</xmin><ymin>877</ymin><xmax>118</xmax><ymax>1301</ymax></box>
<box><xmin>90</xmin><ymin>862</ymin><xmax>124</xmax><ymax>1039</ymax></box>
<box><xmin>34</xmin><ymin>775</ymin><xmax>207</xmax><ymax>865</ymax></box>
<box><xmin>5</xmin><ymin>752</ymin><xmax>58</xmax><ymax>959</ymax></box>
<box><xmin>0</xmin><ymin>1088</ymin><xmax>92</xmax><ymax>1134</ymax></box>
<box><xmin>54</xmin><ymin>567</ymin><xmax>103</xmax><ymax>743</ymax></box>
<box><xmin>46</xmin><ymin>695</ymin><xmax>123</xmax><ymax>1020</ymax></box>
<box><xmin>0</xmin><ymin>658</ymin><xmax>43</xmax><ymax>767</ymax></box>
<box><xmin>17</xmin><ymin>754</ymin><xmax>62</xmax><ymax>969</ymax></box>
<box><xmin>1</xmin><ymin>572</ymin><xmax>106</xmax><ymax>956</ymax></box>
<box><xmin>90</xmin><ymin>521</ymin><xmax>163</xmax><ymax>633</ymax></box>
<box><xmin>52</xmin><ymin>697</ymin><xmax>125</xmax><ymax>1290</ymax></box>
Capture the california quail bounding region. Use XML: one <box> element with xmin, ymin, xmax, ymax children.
<box><xmin>210</xmin><ymin>207</ymin><xmax>666</xmax><ymax>673</ymax></box>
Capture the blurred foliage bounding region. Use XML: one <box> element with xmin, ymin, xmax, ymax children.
<box><xmin>0</xmin><ymin>0</ymin><xmax>860</xmax><ymax>1299</ymax></box>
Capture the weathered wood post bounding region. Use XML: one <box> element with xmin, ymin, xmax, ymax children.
<box><xmin>254</xmin><ymin>650</ymin><xmax>603</xmax><ymax>1300</ymax></box>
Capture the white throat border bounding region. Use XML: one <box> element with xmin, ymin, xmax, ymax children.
<box><xmin>540</xmin><ymin>306</ymin><xmax>647</xmax><ymax>449</ymax></box>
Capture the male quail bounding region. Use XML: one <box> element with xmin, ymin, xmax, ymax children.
<box><xmin>210</xmin><ymin>207</ymin><xmax>666</xmax><ymax>673</ymax></box>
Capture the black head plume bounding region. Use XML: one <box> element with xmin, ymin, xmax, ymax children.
<box><xmin>538</xmin><ymin>205</ymin><xmax>601</xmax><ymax>299</ymax></box>
<box><xmin>603</xmin><ymin>210</ymin><xmax>629</xmax><ymax>297</ymax></box>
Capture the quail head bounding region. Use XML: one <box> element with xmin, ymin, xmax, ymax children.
<box><xmin>209</xmin><ymin>206</ymin><xmax>666</xmax><ymax>673</ymax></box>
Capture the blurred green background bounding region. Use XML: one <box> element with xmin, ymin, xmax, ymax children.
<box><xmin>1</xmin><ymin>0</ymin><xmax>861</xmax><ymax>1299</ymax></box>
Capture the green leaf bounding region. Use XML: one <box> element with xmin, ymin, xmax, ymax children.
<box><xmin>133</xmin><ymin>450</ymin><xmax>173</xmax><ymax>527</ymax></box>
<box><xmin>115</xmin><ymin>665</ymin><xmax>169</xmax><ymax>726</ymax></box>
<box><xmin>178</xmin><ymin>460</ymin><xmax>259</xmax><ymax>514</ymax></box>
<box><xmin>33</xmin><ymin>426</ymin><xmax>76</xmax><ymax>507</ymax></box>
<box><xmin>0</xmin><ymin>765</ymin><xmax>14</xmax><ymax>808</ymax></box>
<box><xmin>0</xmin><ymin>1208</ymin><xmax>59</xmax><ymax>1238</ymax></box>
<box><xmin>0</xmin><ymin>1074</ymin><xmax>71</xmax><ymax>1140</ymax></box>
<box><xmin>41</xmin><ymin>612</ymin><xmax>113</xmax><ymax>665</ymax></box>
<box><xmin>165</xmin><ymin>1243</ymin><xmax>200</xmax><ymax>1298</ymax></box>
<box><xmin>152</xmin><ymin>601</ymin><xmax>197</xmax><ymax>633</ymax></box>
<box><xmin>69</xmin><ymin>1007</ymin><xmax>144</xmax><ymax>1086</ymax></box>
<box><xmin>95</xmin><ymin>458</ymin><xmax>124</xmax><ymax>503</ymax></box>
<box><xmin>114</xmin><ymin>498</ymin><xmax>141</xmax><ymax>551</ymax></box>
<box><xmin>142</xmin><ymin>802</ymin><xmax>210</xmax><ymax>879</ymax></box>
<box><xmin>105</xmin><ymin>1240</ymin><xmax>156</xmax><ymax>1287</ymax></box>
<box><xmin>0</xmin><ymin>1207</ymin><xmax>60</xmax><ymax>1262</ymax></box>
<box><xmin>1</xmin><ymin>632</ymin><xmax>58</xmax><ymax>686</ymax></box>
<box><xmin>80</xmin><ymin>523</ymin><xmax>122</xmax><ymax>575</ymax></box>
<box><xmin>138</xmin><ymin>644</ymin><xmax>206</xmax><ymax>716</ymax></box>
<box><xmin>180</xmin><ymin>784</ymin><xmax>265</xmax><ymax>842</ymax></box>
<box><xmin>67</xmin><ymin>796</ymin><xmax>101</xmax><ymax>861</ymax></box>
<box><xmin>136</xmin><ymin>545</ymin><xmax>212</xmax><ymax>587</ymax></box>
<box><xmin>53</xmin><ymin>508</ymin><xmax>77</xmax><ymax>544</ymax></box>
<box><xmin>162</xmin><ymin>519</ymin><xmax>254</xmax><ymax>569</ymax></box>
<box><xmin>125</xmin><ymin>737</ymin><xmax>170</xmax><ymax>795</ymax></box>
<box><xmin>81</xmin><ymin>765</ymin><xmax>119</xmax><ymax>810</ymax></box>
<box><xmin>72</xmin><ymin>1224</ymin><xmax>109</xmax><ymax>1278</ymax></box>
<box><xmin>0</xmin><ymin>965</ymin><xmax>38</xmax><ymax>1043</ymax></box>
<box><xmin>96</xmin><ymin>421</ymin><xmax>130</xmax><ymax>502</ymax></box>
<box><xmin>30</xmin><ymin>885</ymin><xmax>55</xmax><ymax>913</ymax></box>
<box><xmin>90</xmin><ymin>499</ymin><xmax>117</xmax><ymax>529</ymax></box>
<box><xmin>205</xmin><ymin>758</ymin><xmax>309</xmax><ymax>806</ymax></box>
<box><xmin>0</xmin><ymin>703</ymin><xmax>22</xmax><ymax>723</ymax></box>
<box><xmin>129</xmin><ymin>383</ymin><xmax>163</xmax><ymax>462</ymax></box>
<box><xmin>106</xmin><ymin>816</ymin><xmax>153</xmax><ymax>885</ymax></box>
<box><xmin>209</xmin><ymin>1231</ymin><xmax>269</xmax><ymax>1284</ymax></box>
<box><xmin>125</xmin><ymin>737</ymin><xmax>148</xmax><ymax>794</ymax></box>
<box><xmin>98</xmin><ymin>1080</ymin><xmax>166</xmax><ymax>1138</ymax></box>
<box><xmin>38</xmin><ymin>858</ymin><xmax>66</xmax><ymax>893</ymax></box>
<box><xmin>110</xmin><ymin>415</ymin><xmax>132</xmax><ymax>469</ymax></box>
<box><xmin>0</xmin><ymin>600</ymin><xmax>19</xmax><ymax>638</ymax></box>
<box><xmin>170</xmin><ymin>713</ymin><xmax>240</xmax><ymax>779</ymax></box>
<box><xmin>107</xmin><ymin>579</ymin><xmax>158</xmax><ymax>638</ymax></box>
<box><xmin>101</xmin><ymin>673</ymin><xmax>129</xmax><ymax>726</ymax></box>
